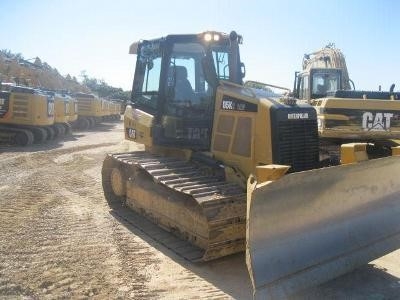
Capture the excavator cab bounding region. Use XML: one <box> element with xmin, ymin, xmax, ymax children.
<box><xmin>127</xmin><ymin>31</ymin><xmax>244</xmax><ymax>151</ymax></box>
<box><xmin>293</xmin><ymin>44</ymin><xmax>354</xmax><ymax>102</ymax></box>
<box><xmin>293</xmin><ymin>45</ymin><xmax>400</xmax><ymax>151</ymax></box>
<box><xmin>295</xmin><ymin>68</ymin><xmax>342</xmax><ymax>101</ymax></box>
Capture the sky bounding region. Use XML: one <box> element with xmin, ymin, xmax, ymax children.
<box><xmin>1</xmin><ymin>0</ymin><xmax>399</xmax><ymax>92</ymax></box>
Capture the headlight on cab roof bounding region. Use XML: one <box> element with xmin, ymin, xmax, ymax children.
<box><xmin>203</xmin><ymin>32</ymin><xmax>221</xmax><ymax>42</ymax></box>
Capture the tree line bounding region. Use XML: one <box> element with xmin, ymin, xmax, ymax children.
<box><xmin>80</xmin><ymin>71</ymin><xmax>130</xmax><ymax>102</ymax></box>
<box><xmin>1</xmin><ymin>49</ymin><xmax>131</xmax><ymax>102</ymax></box>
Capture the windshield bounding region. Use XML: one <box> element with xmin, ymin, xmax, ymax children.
<box><xmin>165</xmin><ymin>42</ymin><xmax>215</xmax><ymax>118</ymax></box>
<box><xmin>311</xmin><ymin>70</ymin><xmax>340</xmax><ymax>98</ymax></box>
<box><xmin>167</xmin><ymin>42</ymin><xmax>231</xmax><ymax>100</ymax></box>
<box><xmin>168</xmin><ymin>42</ymin><xmax>205</xmax><ymax>99</ymax></box>
<box><xmin>131</xmin><ymin>37</ymin><xmax>234</xmax><ymax>113</ymax></box>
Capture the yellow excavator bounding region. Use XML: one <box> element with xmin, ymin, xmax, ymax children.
<box><xmin>0</xmin><ymin>83</ymin><xmax>55</xmax><ymax>145</ymax></box>
<box><xmin>293</xmin><ymin>44</ymin><xmax>400</xmax><ymax>164</ymax></box>
<box><xmin>101</xmin><ymin>98</ymin><xmax>121</xmax><ymax>122</ymax></box>
<box><xmin>50</xmin><ymin>91</ymin><xmax>75</xmax><ymax>136</ymax></box>
<box><xmin>101</xmin><ymin>31</ymin><xmax>400</xmax><ymax>298</ymax></box>
<box><xmin>107</xmin><ymin>100</ymin><xmax>122</xmax><ymax>121</ymax></box>
<box><xmin>73</xmin><ymin>92</ymin><xmax>103</xmax><ymax>129</ymax></box>
<box><xmin>73</xmin><ymin>93</ymin><xmax>120</xmax><ymax>129</ymax></box>
<box><xmin>66</xmin><ymin>93</ymin><xmax>78</xmax><ymax>124</ymax></box>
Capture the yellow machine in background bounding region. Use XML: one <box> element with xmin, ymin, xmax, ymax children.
<box><xmin>73</xmin><ymin>93</ymin><xmax>103</xmax><ymax>129</ymax></box>
<box><xmin>67</xmin><ymin>94</ymin><xmax>78</xmax><ymax>123</ymax></box>
<box><xmin>294</xmin><ymin>44</ymin><xmax>400</xmax><ymax>164</ymax></box>
<box><xmin>73</xmin><ymin>93</ymin><xmax>121</xmax><ymax>129</ymax></box>
<box><xmin>108</xmin><ymin>100</ymin><xmax>122</xmax><ymax>121</ymax></box>
<box><xmin>100</xmin><ymin>98</ymin><xmax>111</xmax><ymax>120</ymax></box>
<box><xmin>53</xmin><ymin>92</ymin><xmax>75</xmax><ymax>136</ymax></box>
<box><xmin>0</xmin><ymin>84</ymin><xmax>55</xmax><ymax>145</ymax></box>
<box><xmin>101</xmin><ymin>31</ymin><xmax>400</xmax><ymax>298</ymax></box>
<box><xmin>114</xmin><ymin>101</ymin><xmax>122</xmax><ymax>120</ymax></box>
<box><xmin>101</xmin><ymin>99</ymin><xmax>122</xmax><ymax>122</ymax></box>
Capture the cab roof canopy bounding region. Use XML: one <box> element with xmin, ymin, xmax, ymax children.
<box><xmin>129</xmin><ymin>31</ymin><xmax>241</xmax><ymax>55</ymax></box>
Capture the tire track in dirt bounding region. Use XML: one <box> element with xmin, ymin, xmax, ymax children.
<box><xmin>0</xmin><ymin>145</ymin><xmax>162</xmax><ymax>299</ymax></box>
<box><xmin>0</xmin><ymin>131</ymin><xmax>240</xmax><ymax>299</ymax></box>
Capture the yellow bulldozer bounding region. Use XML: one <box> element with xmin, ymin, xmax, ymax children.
<box><xmin>293</xmin><ymin>44</ymin><xmax>400</xmax><ymax>164</ymax></box>
<box><xmin>0</xmin><ymin>83</ymin><xmax>56</xmax><ymax>145</ymax></box>
<box><xmin>101</xmin><ymin>31</ymin><xmax>400</xmax><ymax>298</ymax></box>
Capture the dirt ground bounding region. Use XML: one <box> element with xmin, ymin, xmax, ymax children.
<box><xmin>0</xmin><ymin>121</ymin><xmax>399</xmax><ymax>300</ymax></box>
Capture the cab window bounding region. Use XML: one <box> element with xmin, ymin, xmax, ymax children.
<box><xmin>299</xmin><ymin>75</ymin><xmax>310</xmax><ymax>100</ymax></box>
<box><xmin>312</xmin><ymin>71</ymin><xmax>340</xmax><ymax>98</ymax></box>
<box><xmin>212</xmin><ymin>50</ymin><xmax>229</xmax><ymax>80</ymax></box>
<box><xmin>132</xmin><ymin>42</ymin><xmax>162</xmax><ymax>110</ymax></box>
<box><xmin>166</xmin><ymin>42</ymin><xmax>212</xmax><ymax>111</ymax></box>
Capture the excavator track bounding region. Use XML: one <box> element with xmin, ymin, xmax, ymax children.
<box><xmin>102</xmin><ymin>151</ymin><xmax>246</xmax><ymax>261</ymax></box>
<box><xmin>0</xmin><ymin>124</ymin><xmax>34</xmax><ymax>146</ymax></box>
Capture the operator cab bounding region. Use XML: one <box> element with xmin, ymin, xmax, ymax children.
<box><xmin>129</xmin><ymin>31</ymin><xmax>244</xmax><ymax>150</ymax></box>
<box><xmin>294</xmin><ymin>68</ymin><xmax>342</xmax><ymax>102</ymax></box>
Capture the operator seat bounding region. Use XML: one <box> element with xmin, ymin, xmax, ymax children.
<box><xmin>317</xmin><ymin>83</ymin><xmax>327</xmax><ymax>95</ymax></box>
<box><xmin>174</xmin><ymin>66</ymin><xmax>194</xmax><ymax>102</ymax></box>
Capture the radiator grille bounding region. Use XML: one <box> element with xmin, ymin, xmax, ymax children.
<box><xmin>274</xmin><ymin>119</ymin><xmax>319</xmax><ymax>172</ymax></box>
<box><xmin>0</xmin><ymin>93</ymin><xmax>10</xmax><ymax>118</ymax></box>
<box><xmin>12</xmin><ymin>95</ymin><xmax>29</xmax><ymax>118</ymax></box>
<box><xmin>77</xmin><ymin>98</ymin><xmax>92</xmax><ymax>113</ymax></box>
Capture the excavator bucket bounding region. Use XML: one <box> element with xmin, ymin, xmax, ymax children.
<box><xmin>246</xmin><ymin>156</ymin><xmax>400</xmax><ymax>299</ymax></box>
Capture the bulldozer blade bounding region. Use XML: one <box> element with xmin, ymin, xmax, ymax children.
<box><xmin>246</xmin><ymin>156</ymin><xmax>400</xmax><ymax>299</ymax></box>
